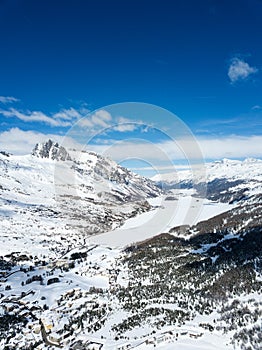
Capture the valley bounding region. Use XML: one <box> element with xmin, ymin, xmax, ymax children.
<box><xmin>0</xmin><ymin>142</ymin><xmax>261</xmax><ymax>350</ymax></box>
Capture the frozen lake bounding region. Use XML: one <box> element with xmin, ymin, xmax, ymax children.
<box><xmin>89</xmin><ymin>190</ymin><xmax>233</xmax><ymax>248</ymax></box>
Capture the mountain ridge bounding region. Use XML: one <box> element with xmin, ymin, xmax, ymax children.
<box><xmin>0</xmin><ymin>140</ymin><xmax>161</xmax><ymax>252</ymax></box>
<box><xmin>152</xmin><ymin>157</ymin><xmax>262</xmax><ymax>183</ymax></box>
<box><xmin>31</xmin><ymin>139</ymin><xmax>72</xmax><ymax>161</ymax></box>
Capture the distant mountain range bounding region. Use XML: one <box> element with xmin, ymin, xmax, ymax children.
<box><xmin>153</xmin><ymin>158</ymin><xmax>262</xmax><ymax>184</ymax></box>
<box><xmin>153</xmin><ymin>157</ymin><xmax>262</xmax><ymax>204</ymax></box>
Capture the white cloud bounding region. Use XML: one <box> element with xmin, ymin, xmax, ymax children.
<box><xmin>77</xmin><ymin>112</ymin><xmax>141</xmax><ymax>133</ymax></box>
<box><xmin>113</xmin><ymin>117</ymin><xmax>139</xmax><ymax>132</ymax></box>
<box><xmin>91</xmin><ymin>110</ymin><xmax>112</xmax><ymax>127</ymax></box>
<box><xmin>1</xmin><ymin>128</ymin><xmax>261</xmax><ymax>166</ymax></box>
<box><xmin>198</xmin><ymin>135</ymin><xmax>262</xmax><ymax>159</ymax></box>
<box><xmin>0</xmin><ymin>96</ymin><xmax>19</xmax><ymax>104</ymax></box>
<box><xmin>78</xmin><ymin>109</ymin><xmax>112</xmax><ymax>129</ymax></box>
<box><xmin>113</xmin><ymin>123</ymin><xmax>138</xmax><ymax>132</ymax></box>
<box><xmin>88</xmin><ymin>135</ymin><xmax>262</xmax><ymax>162</ymax></box>
<box><xmin>53</xmin><ymin>107</ymin><xmax>87</xmax><ymax>121</ymax></box>
<box><xmin>0</xmin><ymin>128</ymin><xmax>81</xmax><ymax>155</ymax></box>
<box><xmin>0</xmin><ymin>103</ymin><xmax>142</xmax><ymax>134</ymax></box>
<box><xmin>0</xmin><ymin>107</ymin><xmax>84</xmax><ymax>127</ymax></box>
<box><xmin>228</xmin><ymin>57</ymin><xmax>258</xmax><ymax>83</ymax></box>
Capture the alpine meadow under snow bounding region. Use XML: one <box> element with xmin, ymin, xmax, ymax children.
<box><xmin>0</xmin><ymin>140</ymin><xmax>261</xmax><ymax>350</ymax></box>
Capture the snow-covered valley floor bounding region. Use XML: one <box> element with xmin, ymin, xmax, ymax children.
<box><xmin>89</xmin><ymin>190</ymin><xmax>233</xmax><ymax>248</ymax></box>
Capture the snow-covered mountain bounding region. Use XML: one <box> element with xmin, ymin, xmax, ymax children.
<box><xmin>0</xmin><ymin>140</ymin><xmax>160</xmax><ymax>257</ymax></box>
<box><xmin>32</xmin><ymin>139</ymin><xmax>72</xmax><ymax>161</ymax></box>
<box><xmin>153</xmin><ymin>158</ymin><xmax>262</xmax><ymax>184</ymax></box>
<box><xmin>153</xmin><ymin>158</ymin><xmax>262</xmax><ymax>203</ymax></box>
<box><xmin>0</xmin><ymin>149</ymin><xmax>261</xmax><ymax>350</ymax></box>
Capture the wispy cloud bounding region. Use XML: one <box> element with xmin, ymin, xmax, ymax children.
<box><xmin>196</xmin><ymin>108</ymin><xmax>262</xmax><ymax>135</ymax></box>
<box><xmin>228</xmin><ymin>57</ymin><xmax>258</xmax><ymax>83</ymax></box>
<box><xmin>195</xmin><ymin>117</ymin><xmax>242</xmax><ymax>134</ymax></box>
<box><xmin>0</xmin><ymin>96</ymin><xmax>19</xmax><ymax>104</ymax></box>
<box><xmin>200</xmin><ymin>117</ymin><xmax>240</xmax><ymax>126</ymax></box>
<box><xmin>251</xmin><ymin>105</ymin><xmax>262</xmax><ymax>111</ymax></box>
<box><xmin>53</xmin><ymin>107</ymin><xmax>86</xmax><ymax>121</ymax></box>
<box><xmin>113</xmin><ymin>117</ymin><xmax>139</xmax><ymax>132</ymax></box>
<box><xmin>0</xmin><ymin>98</ymin><xmax>143</xmax><ymax>134</ymax></box>
<box><xmin>78</xmin><ymin>109</ymin><xmax>112</xmax><ymax>129</ymax></box>
<box><xmin>78</xmin><ymin>111</ymin><xmax>139</xmax><ymax>133</ymax></box>
<box><xmin>0</xmin><ymin>107</ymin><xmax>86</xmax><ymax>127</ymax></box>
<box><xmin>113</xmin><ymin>124</ymin><xmax>138</xmax><ymax>132</ymax></box>
<box><xmin>91</xmin><ymin>110</ymin><xmax>112</xmax><ymax>127</ymax></box>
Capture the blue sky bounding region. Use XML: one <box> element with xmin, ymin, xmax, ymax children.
<box><xmin>0</xmin><ymin>0</ymin><xmax>262</xmax><ymax>174</ymax></box>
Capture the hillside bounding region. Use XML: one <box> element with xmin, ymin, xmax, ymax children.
<box><xmin>0</xmin><ymin>140</ymin><xmax>160</xmax><ymax>257</ymax></box>
<box><xmin>0</xmin><ymin>152</ymin><xmax>261</xmax><ymax>350</ymax></box>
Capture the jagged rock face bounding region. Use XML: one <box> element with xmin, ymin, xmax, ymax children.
<box><xmin>32</xmin><ymin>139</ymin><xmax>72</xmax><ymax>161</ymax></box>
<box><xmin>92</xmin><ymin>154</ymin><xmax>160</xmax><ymax>200</ymax></box>
<box><xmin>31</xmin><ymin>140</ymin><xmax>160</xmax><ymax>200</ymax></box>
<box><xmin>0</xmin><ymin>151</ymin><xmax>11</xmax><ymax>157</ymax></box>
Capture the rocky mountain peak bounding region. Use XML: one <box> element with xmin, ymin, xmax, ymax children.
<box><xmin>32</xmin><ymin>139</ymin><xmax>71</xmax><ymax>161</ymax></box>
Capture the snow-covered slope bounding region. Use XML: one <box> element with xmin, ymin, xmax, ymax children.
<box><xmin>0</xmin><ymin>150</ymin><xmax>262</xmax><ymax>350</ymax></box>
<box><xmin>1</xmin><ymin>193</ymin><xmax>261</xmax><ymax>350</ymax></box>
<box><xmin>0</xmin><ymin>140</ymin><xmax>160</xmax><ymax>257</ymax></box>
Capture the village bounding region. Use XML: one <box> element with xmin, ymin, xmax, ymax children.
<box><xmin>0</xmin><ymin>241</ymin><xmax>214</xmax><ymax>350</ymax></box>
